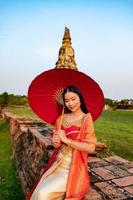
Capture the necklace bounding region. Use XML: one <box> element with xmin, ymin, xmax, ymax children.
<box><xmin>63</xmin><ymin>115</ymin><xmax>84</xmax><ymax>128</ymax></box>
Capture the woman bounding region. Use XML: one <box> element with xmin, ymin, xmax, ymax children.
<box><xmin>27</xmin><ymin>85</ymin><xmax>97</xmax><ymax>200</ymax></box>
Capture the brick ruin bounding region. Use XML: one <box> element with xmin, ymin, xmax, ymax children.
<box><xmin>3</xmin><ymin>111</ymin><xmax>133</xmax><ymax>200</ymax></box>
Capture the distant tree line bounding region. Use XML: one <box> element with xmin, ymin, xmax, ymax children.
<box><xmin>105</xmin><ymin>98</ymin><xmax>133</xmax><ymax>110</ymax></box>
<box><xmin>0</xmin><ymin>92</ymin><xmax>27</xmax><ymax>106</ymax></box>
<box><xmin>0</xmin><ymin>92</ymin><xmax>132</xmax><ymax>110</ymax></box>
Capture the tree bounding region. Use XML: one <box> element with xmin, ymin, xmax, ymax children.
<box><xmin>104</xmin><ymin>98</ymin><xmax>114</xmax><ymax>106</ymax></box>
<box><xmin>0</xmin><ymin>93</ymin><xmax>28</xmax><ymax>105</ymax></box>
<box><xmin>0</xmin><ymin>92</ymin><xmax>8</xmax><ymax>105</ymax></box>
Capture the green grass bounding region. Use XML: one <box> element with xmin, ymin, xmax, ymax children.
<box><xmin>0</xmin><ymin>119</ymin><xmax>25</xmax><ymax>200</ymax></box>
<box><xmin>5</xmin><ymin>106</ymin><xmax>39</xmax><ymax>120</ymax></box>
<box><xmin>95</xmin><ymin>110</ymin><xmax>133</xmax><ymax>161</ymax></box>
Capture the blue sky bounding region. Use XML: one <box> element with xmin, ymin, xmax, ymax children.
<box><xmin>0</xmin><ymin>0</ymin><xmax>133</xmax><ymax>100</ymax></box>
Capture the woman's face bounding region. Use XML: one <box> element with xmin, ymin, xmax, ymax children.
<box><xmin>64</xmin><ymin>92</ymin><xmax>81</xmax><ymax>112</ymax></box>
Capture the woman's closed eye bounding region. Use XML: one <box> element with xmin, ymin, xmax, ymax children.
<box><xmin>72</xmin><ymin>98</ymin><xmax>76</xmax><ymax>101</ymax></box>
<box><xmin>65</xmin><ymin>98</ymin><xmax>76</xmax><ymax>103</ymax></box>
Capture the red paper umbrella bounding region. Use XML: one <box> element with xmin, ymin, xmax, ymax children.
<box><xmin>28</xmin><ymin>68</ymin><xmax>104</xmax><ymax>124</ymax></box>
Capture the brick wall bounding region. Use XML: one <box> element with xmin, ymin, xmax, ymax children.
<box><xmin>4</xmin><ymin>112</ymin><xmax>53</xmax><ymax>194</ymax></box>
<box><xmin>3</xmin><ymin>112</ymin><xmax>133</xmax><ymax>200</ymax></box>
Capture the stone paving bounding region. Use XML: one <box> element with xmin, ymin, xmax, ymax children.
<box><xmin>85</xmin><ymin>156</ymin><xmax>133</xmax><ymax>200</ymax></box>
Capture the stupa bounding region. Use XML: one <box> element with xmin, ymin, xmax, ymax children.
<box><xmin>55</xmin><ymin>27</ymin><xmax>78</xmax><ymax>70</ymax></box>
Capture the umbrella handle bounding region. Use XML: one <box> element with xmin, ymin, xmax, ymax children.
<box><xmin>58</xmin><ymin>106</ymin><xmax>64</xmax><ymax>130</ymax></box>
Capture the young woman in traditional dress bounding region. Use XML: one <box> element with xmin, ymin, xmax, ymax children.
<box><xmin>27</xmin><ymin>85</ymin><xmax>97</xmax><ymax>200</ymax></box>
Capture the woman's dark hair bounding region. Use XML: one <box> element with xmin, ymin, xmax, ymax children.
<box><xmin>62</xmin><ymin>85</ymin><xmax>88</xmax><ymax>114</ymax></box>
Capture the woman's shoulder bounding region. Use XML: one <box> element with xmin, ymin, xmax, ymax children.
<box><xmin>83</xmin><ymin>112</ymin><xmax>92</xmax><ymax>118</ymax></box>
<box><xmin>83</xmin><ymin>113</ymin><xmax>93</xmax><ymax>123</ymax></box>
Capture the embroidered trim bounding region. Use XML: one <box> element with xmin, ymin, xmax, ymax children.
<box><xmin>66</xmin><ymin>130</ymin><xmax>79</xmax><ymax>136</ymax></box>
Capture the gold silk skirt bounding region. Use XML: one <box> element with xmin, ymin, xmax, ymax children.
<box><xmin>31</xmin><ymin>145</ymin><xmax>72</xmax><ymax>200</ymax></box>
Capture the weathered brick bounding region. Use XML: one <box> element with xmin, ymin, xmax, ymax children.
<box><xmin>90</xmin><ymin>160</ymin><xmax>109</xmax><ymax>168</ymax></box>
<box><xmin>105</xmin><ymin>165</ymin><xmax>131</xmax><ymax>177</ymax></box>
<box><xmin>90</xmin><ymin>172</ymin><xmax>102</xmax><ymax>183</ymax></box>
<box><xmin>122</xmin><ymin>162</ymin><xmax>133</xmax><ymax>169</ymax></box>
<box><xmin>127</xmin><ymin>168</ymin><xmax>133</xmax><ymax>174</ymax></box>
<box><xmin>88</xmin><ymin>157</ymin><xmax>102</xmax><ymax>163</ymax></box>
<box><xmin>92</xmin><ymin>167</ymin><xmax>116</xmax><ymax>180</ymax></box>
<box><xmin>84</xmin><ymin>187</ymin><xmax>103</xmax><ymax>200</ymax></box>
<box><xmin>112</xmin><ymin>176</ymin><xmax>133</xmax><ymax>187</ymax></box>
<box><xmin>95</xmin><ymin>181</ymin><xmax>127</xmax><ymax>199</ymax></box>
<box><xmin>124</xmin><ymin>185</ymin><xmax>133</xmax><ymax>195</ymax></box>
<box><xmin>104</xmin><ymin>156</ymin><xmax>129</xmax><ymax>165</ymax></box>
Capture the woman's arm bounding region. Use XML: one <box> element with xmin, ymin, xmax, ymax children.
<box><xmin>52</xmin><ymin>116</ymin><xmax>61</xmax><ymax>148</ymax></box>
<box><xmin>57</xmin><ymin>130</ymin><xmax>96</xmax><ymax>153</ymax></box>
<box><xmin>65</xmin><ymin>139</ymin><xmax>95</xmax><ymax>154</ymax></box>
<box><xmin>52</xmin><ymin>132</ymin><xmax>61</xmax><ymax>148</ymax></box>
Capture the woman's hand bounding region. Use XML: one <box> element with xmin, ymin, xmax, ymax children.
<box><xmin>56</xmin><ymin>130</ymin><xmax>68</xmax><ymax>144</ymax></box>
<box><xmin>52</xmin><ymin>132</ymin><xmax>61</xmax><ymax>148</ymax></box>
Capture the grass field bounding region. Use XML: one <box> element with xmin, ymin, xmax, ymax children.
<box><xmin>5</xmin><ymin>106</ymin><xmax>39</xmax><ymax>119</ymax></box>
<box><xmin>95</xmin><ymin>110</ymin><xmax>133</xmax><ymax>161</ymax></box>
<box><xmin>0</xmin><ymin>119</ymin><xmax>25</xmax><ymax>200</ymax></box>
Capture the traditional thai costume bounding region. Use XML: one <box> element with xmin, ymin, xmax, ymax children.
<box><xmin>26</xmin><ymin>113</ymin><xmax>96</xmax><ymax>200</ymax></box>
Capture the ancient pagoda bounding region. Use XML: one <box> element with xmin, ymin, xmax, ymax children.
<box><xmin>55</xmin><ymin>27</ymin><xmax>78</xmax><ymax>70</ymax></box>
